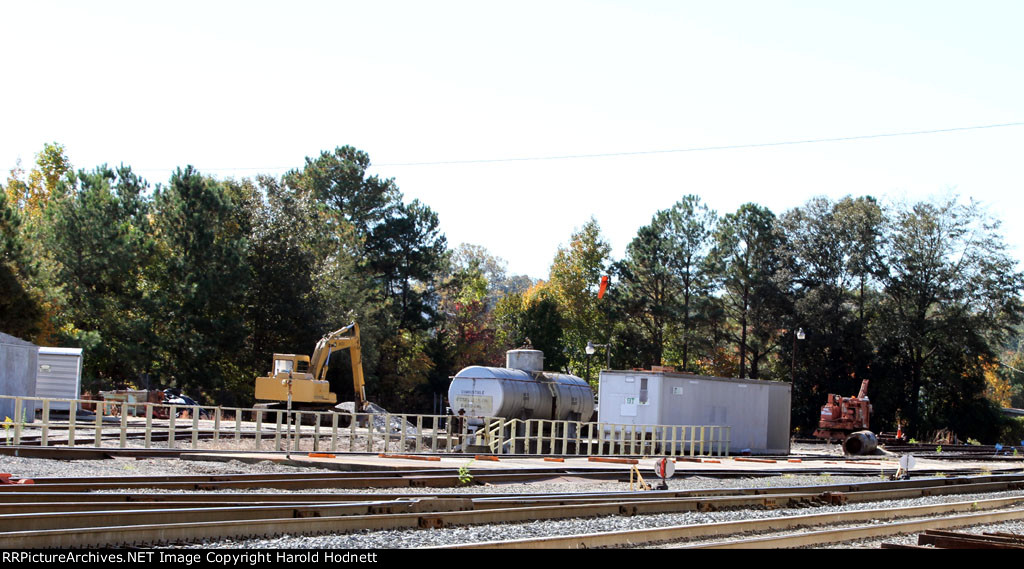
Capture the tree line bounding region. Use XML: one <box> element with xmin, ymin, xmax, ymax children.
<box><xmin>3</xmin><ymin>143</ymin><xmax>1023</xmax><ymax>442</ymax></box>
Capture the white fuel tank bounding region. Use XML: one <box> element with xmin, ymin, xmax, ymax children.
<box><xmin>448</xmin><ymin>365</ymin><xmax>594</xmax><ymax>421</ymax></box>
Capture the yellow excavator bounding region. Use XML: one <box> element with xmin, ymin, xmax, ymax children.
<box><xmin>254</xmin><ymin>323</ymin><xmax>367</xmax><ymax>412</ymax></box>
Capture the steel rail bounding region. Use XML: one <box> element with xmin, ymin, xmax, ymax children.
<box><xmin>0</xmin><ymin>472</ymin><xmax>625</xmax><ymax>492</ymax></box>
<box><xmin>3</xmin><ymin>471</ymin><xmax>1024</xmax><ymax>500</ymax></box>
<box><xmin>0</xmin><ymin>467</ymin><xmax>645</xmax><ymax>491</ymax></box>
<box><xmin>439</xmin><ymin>497</ymin><xmax>1024</xmax><ymax>549</ymax></box>
<box><xmin>672</xmin><ymin>509</ymin><xmax>1024</xmax><ymax>548</ymax></box>
<box><xmin>0</xmin><ymin>492</ymin><xmax>826</xmax><ymax>533</ymax></box>
<box><xmin>20</xmin><ymin>467</ymin><xmax>625</xmax><ymax>484</ymax></box>
<box><xmin>0</xmin><ymin>496</ymin><xmax>780</xmax><ymax>548</ymax></box>
<box><xmin>17</xmin><ymin>469</ymin><xmax>1024</xmax><ymax>489</ymax></box>
<box><xmin>4</xmin><ymin>477</ymin><xmax>1024</xmax><ymax>548</ymax></box>
<box><xmin>0</xmin><ymin>476</ymin><xmax>1016</xmax><ymax>512</ymax></box>
<box><xmin>0</xmin><ymin>498</ymin><xmax>474</xmax><ymax>532</ymax></box>
<box><xmin>0</xmin><ymin>500</ymin><xmax>400</xmax><ymax>514</ymax></box>
<box><xmin>0</xmin><ymin>474</ymin><xmax>541</xmax><ymax>491</ymax></box>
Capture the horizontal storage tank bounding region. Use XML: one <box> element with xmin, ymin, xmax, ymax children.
<box><xmin>448</xmin><ymin>365</ymin><xmax>594</xmax><ymax>422</ymax></box>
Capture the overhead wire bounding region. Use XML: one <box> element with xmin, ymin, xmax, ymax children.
<box><xmin>138</xmin><ymin>120</ymin><xmax>1024</xmax><ymax>172</ymax></box>
<box><xmin>376</xmin><ymin>121</ymin><xmax>1024</xmax><ymax>166</ymax></box>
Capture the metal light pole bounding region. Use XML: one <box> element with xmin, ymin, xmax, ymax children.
<box><xmin>282</xmin><ymin>375</ymin><xmax>293</xmax><ymax>459</ymax></box>
<box><xmin>791</xmin><ymin>328</ymin><xmax>805</xmax><ymax>383</ymax></box>
<box><xmin>586</xmin><ymin>341</ymin><xmax>611</xmax><ymax>374</ymax></box>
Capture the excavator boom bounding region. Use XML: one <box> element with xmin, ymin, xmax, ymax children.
<box><xmin>309</xmin><ymin>323</ymin><xmax>366</xmax><ymax>411</ymax></box>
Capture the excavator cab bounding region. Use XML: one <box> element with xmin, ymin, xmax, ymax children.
<box><xmin>272</xmin><ymin>355</ymin><xmax>309</xmax><ymax>376</ymax></box>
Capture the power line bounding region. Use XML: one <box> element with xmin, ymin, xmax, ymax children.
<box><xmin>376</xmin><ymin>121</ymin><xmax>1024</xmax><ymax>167</ymax></box>
<box><xmin>137</xmin><ymin>120</ymin><xmax>1024</xmax><ymax>172</ymax></box>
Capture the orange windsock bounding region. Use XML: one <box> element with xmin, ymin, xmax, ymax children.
<box><xmin>598</xmin><ymin>275</ymin><xmax>609</xmax><ymax>299</ymax></box>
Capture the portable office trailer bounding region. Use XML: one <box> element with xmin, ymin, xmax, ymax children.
<box><xmin>35</xmin><ymin>347</ymin><xmax>83</xmax><ymax>410</ymax></box>
<box><xmin>0</xmin><ymin>332</ymin><xmax>38</xmax><ymax>422</ymax></box>
<box><xmin>597</xmin><ymin>370</ymin><xmax>791</xmax><ymax>454</ymax></box>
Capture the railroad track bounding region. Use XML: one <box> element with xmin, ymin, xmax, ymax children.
<box><xmin>3</xmin><ymin>473</ymin><xmax>1024</xmax><ymax>548</ymax></box>
<box><xmin>0</xmin><ymin>468</ymin><xmax>632</xmax><ymax>491</ymax></box>
<box><xmin>2</xmin><ymin>462</ymin><xmax>1016</xmax><ymax>492</ymax></box>
<box><xmin>883</xmin><ymin>529</ymin><xmax>1024</xmax><ymax>549</ymax></box>
<box><xmin>443</xmin><ymin>498</ymin><xmax>1024</xmax><ymax>549</ymax></box>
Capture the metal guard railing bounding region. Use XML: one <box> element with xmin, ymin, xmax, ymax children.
<box><xmin>0</xmin><ymin>395</ymin><xmax>730</xmax><ymax>457</ymax></box>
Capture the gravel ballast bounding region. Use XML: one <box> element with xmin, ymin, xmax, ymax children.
<box><xmin>184</xmin><ymin>489</ymin><xmax>1024</xmax><ymax>549</ymax></box>
<box><xmin>4</xmin><ymin>453</ymin><xmax>1024</xmax><ymax>549</ymax></box>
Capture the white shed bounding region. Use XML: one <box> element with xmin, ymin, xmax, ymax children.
<box><xmin>597</xmin><ymin>369</ymin><xmax>791</xmax><ymax>455</ymax></box>
<box><xmin>35</xmin><ymin>347</ymin><xmax>83</xmax><ymax>410</ymax></box>
<box><xmin>0</xmin><ymin>332</ymin><xmax>38</xmax><ymax>421</ymax></box>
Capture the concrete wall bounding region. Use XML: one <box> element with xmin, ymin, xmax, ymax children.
<box><xmin>597</xmin><ymin>370</ymin><xmax>791</xmax><ymax>454</ymax></box>
<box><xmin>0</xmin><ymin>332</ymin><xmax>39</xmax><ymax>421</ymax></box>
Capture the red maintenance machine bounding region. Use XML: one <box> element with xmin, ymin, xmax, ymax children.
<box><xmin>813</xmin><ymin>379</ymin><xmax>877</xmax><ymax>455</ymax></box>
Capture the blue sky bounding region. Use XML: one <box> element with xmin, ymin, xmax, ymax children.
<box><xmin>3</xmin><ymin>1</ymin><xmax>1022</xmax><ymax>279</ymax></box>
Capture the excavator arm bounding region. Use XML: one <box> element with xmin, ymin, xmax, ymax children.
<box><xmin>308</xmin><ymin>323</ymin><xmax>367</xmax><ymax>411</ymax></box>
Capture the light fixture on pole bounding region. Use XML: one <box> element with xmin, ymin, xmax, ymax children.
<box><xmin>586</xmin><ymin>341</ymin><xmax>611</xmax><ymax>371</ymax></box>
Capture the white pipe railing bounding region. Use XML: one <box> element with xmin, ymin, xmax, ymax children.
<box><xmin>0</xmin><ymin>395</ymin><xmax>731</xmax><ymax>457</ymax></box>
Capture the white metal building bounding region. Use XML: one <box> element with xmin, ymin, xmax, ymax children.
<box><xmin>0</xmin><ymin>332</ymin><xmax>38</xmax><ymax>421</ymax></box>
<box><xmin>35</xmin><ymin>347</ymin><xmax>83</xmax><ymax>410</ymax></box>
<box><xmin>597</xmin><ymin>369</ymin><xmax>792</xmax><ymax>454</ymax></box>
